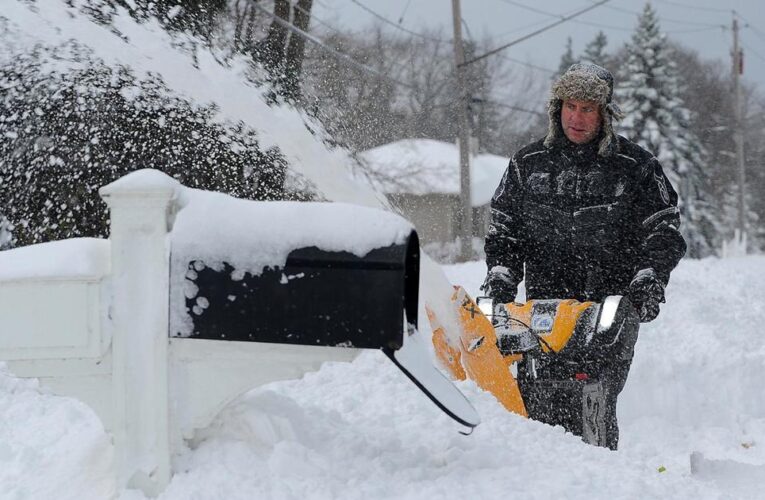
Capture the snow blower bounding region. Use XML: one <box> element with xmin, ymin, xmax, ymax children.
<box><xmin>428</xmin><ymin>286</ymin><xmax>639</xmax><ymax>447</ymax></box>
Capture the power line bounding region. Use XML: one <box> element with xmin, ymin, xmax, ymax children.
<box><xmin>397</xmin><ymin>0</ymin><xmax>413</xmax><ymax>25</ymax></box>
<box><xmin>496</xmin><ymin>0</ymin><xmax>721</xmax><ymax>33</ymax></box>
<box><xmin>347</xmin><ymin>0</ymin><xmax>447</xmax><ymax>43</ymax></box>
<box><xmin>573</xmin><ymin>19</ymin><xmax>633</xmax><ymax>32</ymax></box>
<box><xmin>311</xmin><ymin>0</ymin><xmax>332</xmax><ymax>9</ymax></box>
<box><xmin>249</xmin><ymin>1</ymin><xmax>420</xmax><ymax>90</ymax></box>
<box><xmin>667</xmin><ymin>25</ymin><xmax>727</xmax><ymax>35</ymax></box>
<box><xmin>495</xmin><ymin>0</ymin><xmax>632</xmax><ymax>32</ymax></box>
<box><xmin>411</xmin><ymin>11</ymin><xmax>555</xmax><ymax>77</ymax></box>
<box><xmin>289</xmin><ymin>1</ymin><xmax>721</xmax><ymax>76</ymax></box>
<box><xmin>565</xmin><ymin>19</ymin><xmax>722</xmax><ymax>35</ymax></box>
<box><xmin>303</xmin><ymin>3</ymin><xmax>547</xmax><ymax>77</ymax></box>
<box><xmin>651</xmin><ymin>0</ymin><xmax>730</xmax><ymax>14</ymax></box>
<box><xmin>461</xmin><ymin>0</ymin><xmax>612</xmax><ymax>67</ymax></box>
<box><xmin>461</xmin><ymin>17</ymin><xmax>475</xmax><ymax>43</ymax></box>
<box><xmin>741</xmin><ymin>42</ymin><xmax>765</xmax><ymax>65</ymax></box>
<box><xmin>496</xmin><ymin>54</ymin><xmax>557</xmax><ymax>74</ymax></box>
<box><xmin>494</xmin><ymin>0</ymin><xmax>575</xmax><ymax>19</ymax></box>
<box><xmin>496</xmin><ymin>11</ymin><xmax>576</xmax><ymax>39</ymax></box>
<box><xmin>295</xmin><ymin>4</ymin><xmax>415</xmax><ymax>73</ymax></box>
<box><xmin>459</xmin><ymin>16</ymin><xmax>557</xmax><ymax>75</ymax></box>
<box><xmin>745</xmin><ymin>24</ymin><xmax>765</xmax><ymax>43</ymax></box>
<box><xmin>299</xmin><ymin>2</ymin><xmax>552</xmax><ymax>78</ymax></box>
<box><xmin>596</xmin><ymin>2</ymin><xmax>725</xmax><ymax>28</ymax></box>
<box><xmin>292</xmin><ymin>2</ymin><xmax>346</xmax><ymax>35</ymax></box>
<box><xmin>485</xmin><ymin>99</ymin><xmax>545</xmax><ymax>116</ymax></box>
<box><xmin>495</xmin><ymin>0</ymin><xmax>725</xmax><ymax>37</ymax></box>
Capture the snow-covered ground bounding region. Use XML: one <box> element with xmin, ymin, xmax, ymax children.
<box><xmin>2</xmin><ymin>2</ymin><xmax>764</xmax><ymax>498</ymax></box>
<box><xmin>2</xmin><ymin>256</ymin><xmax>764</xmax><ymax>499</ymax></box>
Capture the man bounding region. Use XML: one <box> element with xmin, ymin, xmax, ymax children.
<box><xmin>482</xmin><ymin>63</ymin><xmax>686</xmax><ymax>449</ymax></box>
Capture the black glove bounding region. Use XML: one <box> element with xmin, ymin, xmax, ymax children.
<box><xmin>627</xmin><ymin>268</ymin><xmax>665</xmax><ymax>323</ymax></box>
<box><xmin>480</xmin><ymin>266</ymin><xmax>518</xmax><ymax>304</ymax></box>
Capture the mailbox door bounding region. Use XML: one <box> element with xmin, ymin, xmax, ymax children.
<box><xmin>178</xmin><ymin>243</ymin><xmax>412</xmax><ymax>349</ymax></box>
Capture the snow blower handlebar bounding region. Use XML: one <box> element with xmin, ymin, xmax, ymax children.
<box><xmin>474</xmin><ymin>295</ymin><xmax>639</xmax><ymax>360</ymax></box>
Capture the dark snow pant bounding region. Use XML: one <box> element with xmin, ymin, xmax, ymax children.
<box><xmin>600</xmin><ymin>357</ymin><xmax>633</xmax><ymax>450</ymax></box>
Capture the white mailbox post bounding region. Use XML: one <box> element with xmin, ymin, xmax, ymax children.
<box><xmin>99</xmin><ymin>171</ymin><xmax>180</xmax><ymax>494</ymax></box>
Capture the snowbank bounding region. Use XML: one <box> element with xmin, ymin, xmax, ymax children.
<box><xmin>0</xmin><ymin>366</ymin><xmax>114</xmax><ymax>498</ymax></box>
<box><xmin>445</xmin><ymin>257</ymin><xmax>765</xmax><ymax>499</ymax></box>
<box><xmin>2</xmin><ymin>256</ymin><xmax>764</xmax><ymax>499</ymax></box>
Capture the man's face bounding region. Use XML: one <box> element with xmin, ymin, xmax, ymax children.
<box><xmin>560</xmin><ymin>99</ymin><xmax>602</xmax><ymax>145</ymax></box>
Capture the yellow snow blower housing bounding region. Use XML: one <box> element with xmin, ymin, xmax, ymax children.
<box><xmin>428</xmin><ymin>287</ymin><xmax>639</xmax><ymax>446</ymax></box>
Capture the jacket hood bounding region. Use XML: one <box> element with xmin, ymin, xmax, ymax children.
<box><xmin>544</xmin><ymin>63</ymin><xmax>624</xmax><ymax>157</ymax></box>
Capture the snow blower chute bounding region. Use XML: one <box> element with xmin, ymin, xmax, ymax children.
<box><xmin>428</xmin><ymin>287</ymin><xmax>638</xmax><ymax>446</ymax></box>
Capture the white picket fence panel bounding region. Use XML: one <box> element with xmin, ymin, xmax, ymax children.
<box><xmin>0</xmin><ymin>170</ymin><xmax>359</xmax><ymax>496</ymax></box>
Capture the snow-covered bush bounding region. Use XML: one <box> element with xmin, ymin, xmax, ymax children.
<box><xmin>79</xmin><ymin>0</ymin><xmax>229</xmax><ymax>41</ymax></box>
<box><xmin>0</xmin><ymin>43</ymin><xmax>308</xmax><ymax>248</ymax></box>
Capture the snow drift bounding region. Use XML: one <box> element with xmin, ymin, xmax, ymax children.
<box><xmin>2</xmin><ymin>256</ymin><xmax>765</xmax><ymax>499</ymax></box>
<box><xmin>1</xmin><ymin>1</ymin><xmax>764</xmax><ymax>499</ymax></box>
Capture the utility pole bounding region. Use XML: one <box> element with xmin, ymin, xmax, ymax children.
<box><xmin>732</xmin><ymin>16</ymin><xmax>747</xmax><ymax>248</ymax></box>
<box><xmin>451</xmin><ymin>0</ymin><xmax>473</xmax><ymax>261</ymax></box>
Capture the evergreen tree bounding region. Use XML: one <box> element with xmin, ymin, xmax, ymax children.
<box><xmin>557</xmin><ymin>37</ymin><xmax>577</xmax><ymax>76</ymax></box>
<box><xmin>614</xmin><ymin>4</ymin><xmax>719</xmax><ymax>257</ymax></box>
<box><xmin>582</xmin><ymin>31</ymin><xmax>609</xmax><ymax>68</ymax></box>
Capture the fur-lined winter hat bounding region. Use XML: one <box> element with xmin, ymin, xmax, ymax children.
<box><xmin>543</xmin><ymin>63</ymin><xmax>624</xmax><ymax>156</ymax></box>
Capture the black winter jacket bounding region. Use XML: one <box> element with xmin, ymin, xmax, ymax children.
<box><xmin>485</xmin><ymin>135</ymin><xmax>686</xmax><ymax>302</ymax></box>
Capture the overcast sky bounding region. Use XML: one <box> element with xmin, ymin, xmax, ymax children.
<box><xmin>312</xmin><ymin>0</ymin><xmax>765</xmax><ymax>98</ymax></box>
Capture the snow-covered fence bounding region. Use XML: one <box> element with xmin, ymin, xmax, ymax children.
<box><xmin>0</xmin><ymin>169</ymin><xmax>477</xmax><ymax>497</ymax></box>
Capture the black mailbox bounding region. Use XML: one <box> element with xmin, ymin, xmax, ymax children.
<box><xmin>170</xmin><ymin>225</ymin><xmax>479</xmax><ymax>430</ymax></box>
<box><xmin>177</xmin><ymin>231</ymin><xmax>419</xmax><ymax>348</ymax></box>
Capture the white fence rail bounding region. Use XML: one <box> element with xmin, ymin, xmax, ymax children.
<box><xmin>0</xmin><ymin>170</ymin><xmax>358</xmax><ymax>496</ymax></box>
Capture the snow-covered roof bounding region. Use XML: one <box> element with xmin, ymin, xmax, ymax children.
<box><xmin>359</xmin><ymin>139</ymin><xmax>509</xmax><ymax>207</ymax></box>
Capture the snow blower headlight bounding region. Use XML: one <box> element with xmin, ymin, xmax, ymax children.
<box><xmin>477</xmin><ymin>296</ymin><xmax>494</xmax><ymax>318</ymax></box>
<box><xmin>597</xmin><ymin>295</ymin><xmax>622</xmax><ymax>331</ymax></box>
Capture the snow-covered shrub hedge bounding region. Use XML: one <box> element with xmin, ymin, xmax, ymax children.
<box><xmin>0</xmin><ymin>44</ymin><xmax>306</xmax><ymax>247</ymax></box>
